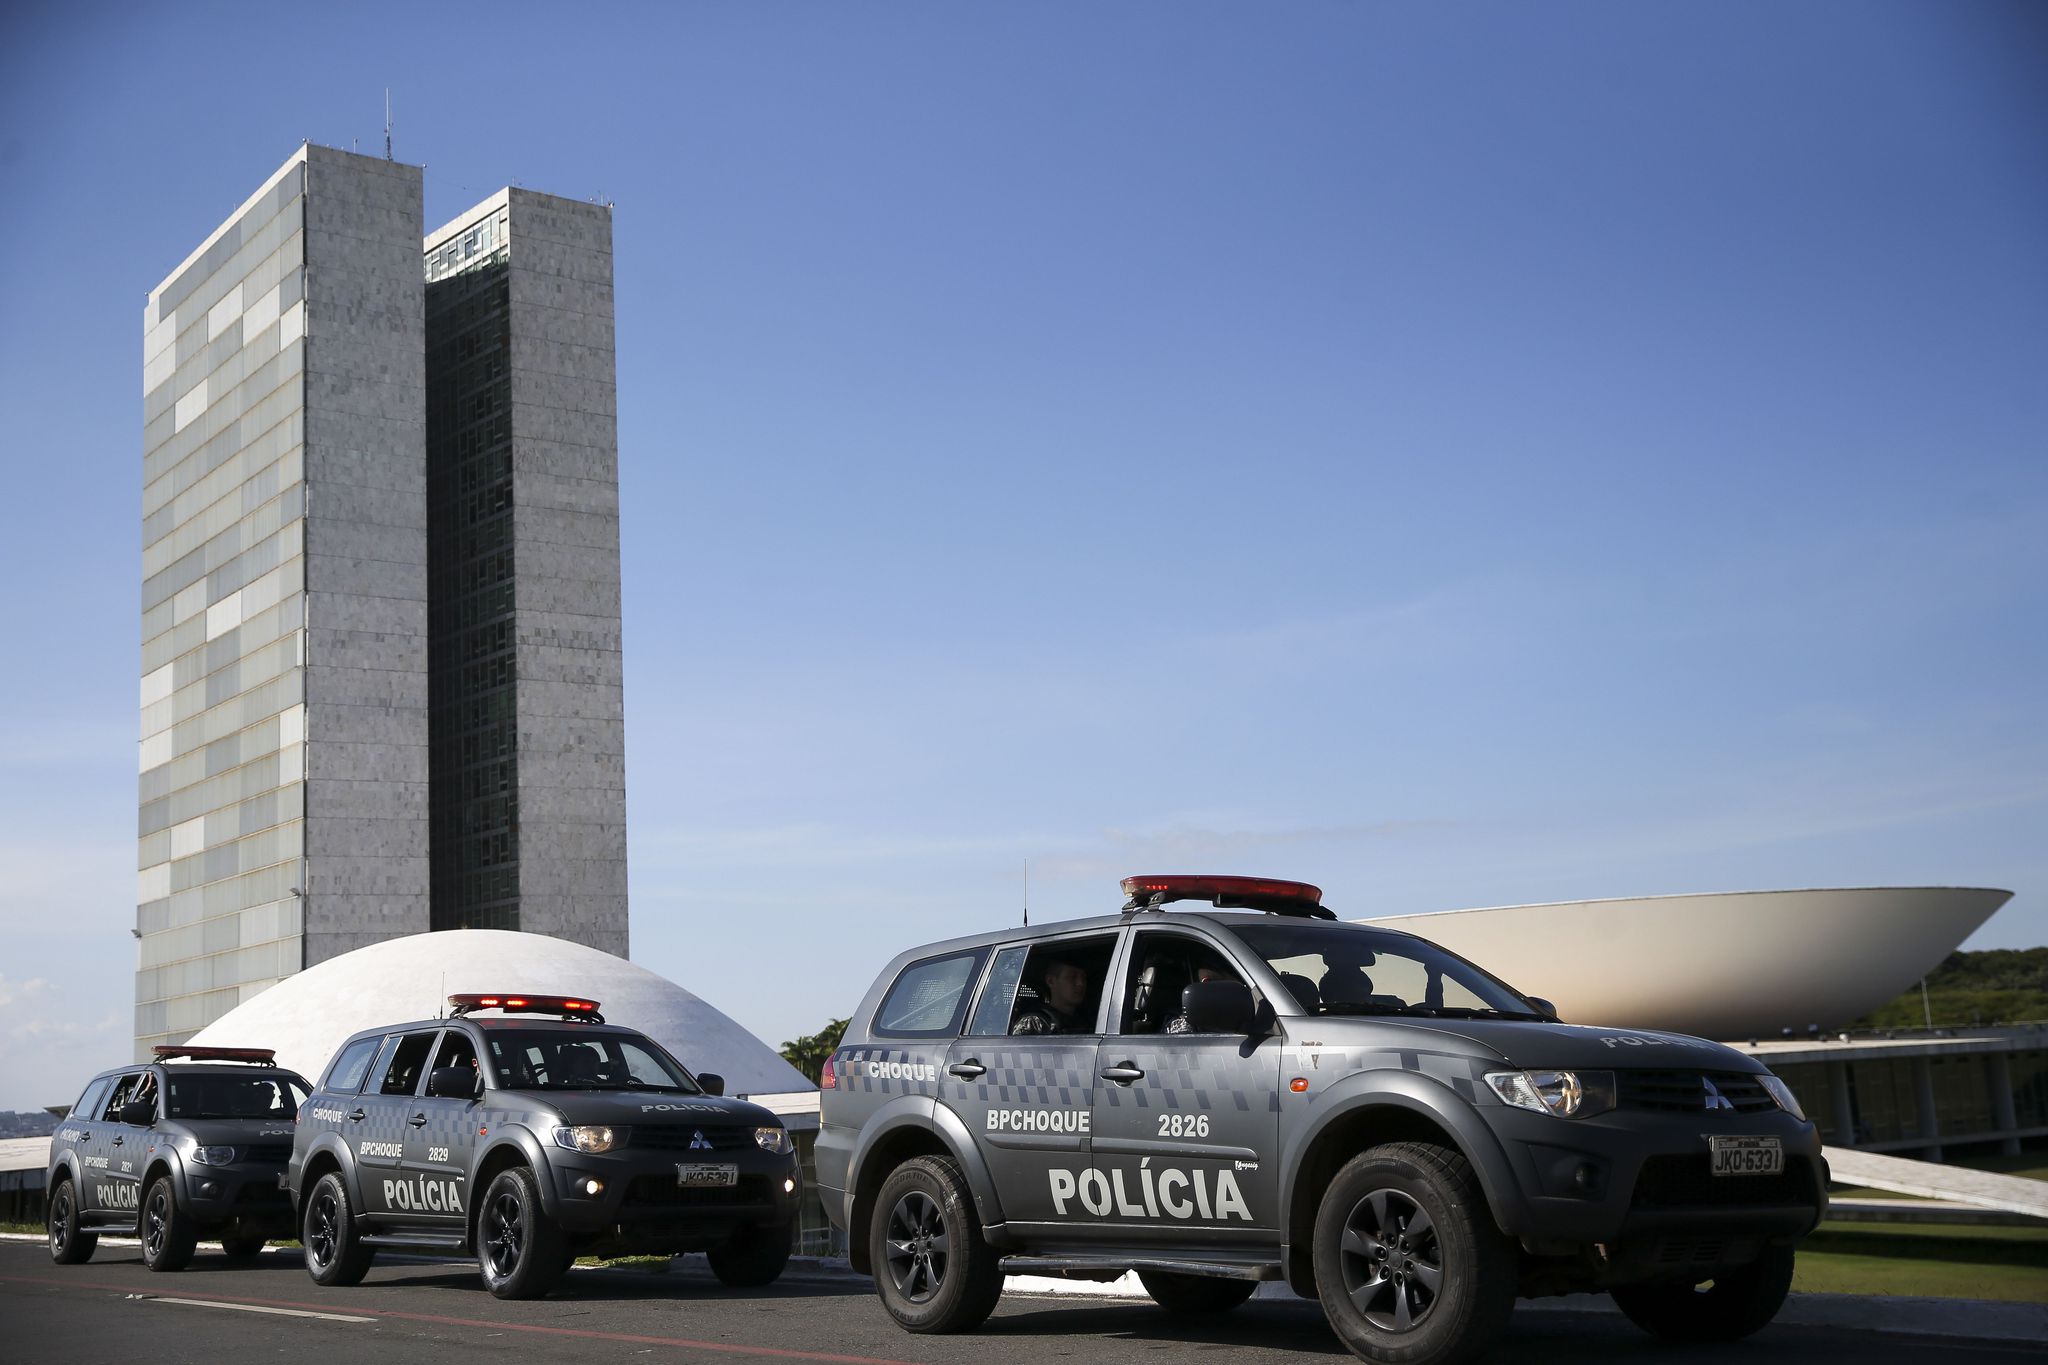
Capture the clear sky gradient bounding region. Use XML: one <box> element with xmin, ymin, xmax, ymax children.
<box><xmin>1</xmin><ymin>3</ymin><xmax>2042</xmax><ymax>1108</ymax></box>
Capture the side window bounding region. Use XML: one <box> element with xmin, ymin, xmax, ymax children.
<box><xmin>378</xmin><ymin>1032</ymin><xmax>438</xmax><ymax>1095</ymax></box>
<box><xmin>873</xmin><ymin>950</ymin><xmax>988</xmax><ymax>1038</ymax></box>
<box><xmin>1120</xmin><ymin>932</ymin><xmax>1248</xmax><ymax>1036</ymax></box>
<box><xmin>70</xmin><ymin>1077</ymin><xmax>113</xmax><ymax>1124</ymax></box>
<box><xmin>433</xmin><ymin>1029</ymin><xmax>478</xmax><ymax>1073</ymax></box>
<box><xmin>966</xmin><ymin>946</ymin><xmax>1030</xmax><ymax>1035</ymax></box>
<box><xmin>324</xmin><ymin>1036</ymin><xmax>381</xmax><ymax>1094</ymax></box>
<box><xmin>1007</xmin><ymin>935</ymin><xmax>1119</xmax><ymax>1036</ymax></box>
<box><xmin>100</xmin><ymin>1074</ymin><xmax>142</xmax><ymax>1120</ymax></box>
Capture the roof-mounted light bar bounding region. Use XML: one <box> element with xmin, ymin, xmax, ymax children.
<box><xmin>151</xmin><ymin>1045</ymin><xmax>278</xmax><ymax>1065</ymax></box>
<box><xmin>446</xmin><ymin>993</ymin><xmax>606</xmax><ymax>1024</ymax></box>
<box><xmin>1120</xmin><ymin>874</ymin><xmax>1335</xmax><ymax>920</ymax></box>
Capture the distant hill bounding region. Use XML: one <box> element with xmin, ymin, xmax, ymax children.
<box><xmin>1855</xmin><ymin>946</ymin><xmax>2048</xmax><ymax>1028</ymax></box>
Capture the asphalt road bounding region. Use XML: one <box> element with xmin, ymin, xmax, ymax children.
<box><xmin>0</xmin><ymin>1240</ymin><xmax>2036</xmax><ymax>1365</ymax></box>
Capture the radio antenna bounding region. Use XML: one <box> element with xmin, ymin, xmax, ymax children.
<box><xmin>384</xmin><ymin>89</ymin><xmax>394</xmax><ymax>161</ymax></box>
<box><xmin>1023</xmin><ymin>858</ymin><xmax>1030</xmax><ymax>927</ymax></box>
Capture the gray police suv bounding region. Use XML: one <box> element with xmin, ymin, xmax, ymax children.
<box><xmin>47</xmin><ymin>1046</ymin><xmax>309</xmax><ymax>1270</ymax></box>
<box><xmin>819</xmin><ymin>876</ymin><xmax>1826</xmax><ymax>1365</ymax></box>
<box><xmin>289</xmin><ymin>993</ymin><xmax>800</xmax><ymax>1299</ymax></box>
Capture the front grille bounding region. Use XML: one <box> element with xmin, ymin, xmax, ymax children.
<box><xmin>623</xmin><ymin>1174</ymin><xmax>769</xmax><ymax>1208</ymax></box>
<box><xmin>631</xmin><ymin>1126</ymin><xmax>751</xmax><ymax>1152</ymax></box>
<box><xmin>245</xmin><ymin>1145</ymin><xmax>292</xmax><ymax>1164</ymax></box>
<box><xmin>1617</xmin><ymin>1070</ymin><xmax>1778</xmax><ymax>1115</ymax></box>
<box><xmin>1630</xmin><ymin>1155</ymin><xmax>1813</xmax><ymax>1210</ymax></box>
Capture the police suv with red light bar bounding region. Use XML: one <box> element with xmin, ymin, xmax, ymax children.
<box><xmin>47</xmin><ymin>1046</ymin><xmax>311</xmax><ymax>1270</ymax></box>
<box><xmin>818</xmin><ymin>875</ymin><xmax>1826</xmax><ymax>1365</ymax></box>
<box><xmin>287</xmin><ymin>993</ymin><xmax>800</xmax><ymax>1299</ymax></box>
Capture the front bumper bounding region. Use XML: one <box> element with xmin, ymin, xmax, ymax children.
<box><xmin>542</xmin><ymin>1142</ymin><xmax>802</xmax><ymax>1251</ymax></box>
<box><xmin>1480</xmin><ymin>1105</ymin><xmax>1827</xmax><ymax>1250</ymax></box>
<box><xmin>181</xmin><ymin>1163</ymin><xmax>296</xmax><ymax>1235</ymax></box>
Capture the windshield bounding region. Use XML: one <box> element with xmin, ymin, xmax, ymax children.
<box><xmin>165</xmin><ymin>1072</ymin><xmax>309</xmax><ymax>1120</ymax></box>
<box><xmin>1234</xmin><ymin>922</ymin><xmax>1542</xmax><ymax>1019</ymax></box>
<box><xmin>485</xmin><ymin>1030</ymin><xmax>700</xmax><ymax>1093</ymax></box>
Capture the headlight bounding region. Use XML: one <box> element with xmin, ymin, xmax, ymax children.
<box><xmin>552</xmin><ymin>1125</ymin><xmax>624</xmax><ymax>1154</ymax></box>
<box><xmin>1484</xmin><ymin>1070</ymin><xmax>1616</xmax><ymax>1119</ymax></box>
<box><xmin>1758</xmin><ymin>1073</ymin><xmax>1805</xmax><ymax>1119</ymax></box>
<box><xmin>190</xmin><ymin>1145</ymin><xmax>238</xmax><ymax>1165</ymax></box>
<box><xmin>754</xmin><ymin>1126</ymin><xmax>793</xmax><ymax>1155</ymax></box>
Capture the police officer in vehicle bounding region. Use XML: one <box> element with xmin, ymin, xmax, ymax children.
<box><xmin>1164</xmin><ymin>964</ymin><xmax>1241</xmax><ymax>1035</ymax></box>
<box><xmin>1011</xmin><ymin>954</ymin><xmax>1093</xmax><ymax>1034</ymax></box>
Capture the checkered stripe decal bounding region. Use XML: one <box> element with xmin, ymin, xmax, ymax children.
<box><xmin>1093</xmin><ymin>1046</ymin><xmax>1283</xmax><ymax>1113</ymax></box>
<box><xmin>1297</xmin><ymin>1046</ymin><xmax>1488</xmax><ymax>1103</ymax></box>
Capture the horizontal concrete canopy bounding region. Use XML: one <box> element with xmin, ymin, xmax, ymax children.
<box><xmin>1361</xmin><ymin>887</ymin><xmax>2011</xmax><ymax>1041</ymax></box>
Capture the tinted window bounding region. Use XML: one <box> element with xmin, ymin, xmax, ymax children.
<box><xmin>102</xmin><ymin>1072</ymin><xmax>151</xmax><ymax>1121</ymax></box>
<box><xmin>378</xmin><ymin>1032</ymin><xmax>438</xmax><ymax>1095</ymax></box>
<box><xmin>874</xmin><ymin>950</ymin><xmax>987</xmax><ymax>1037</ymax></box>
<box><xmin>1120</xmin><ymin>932</ymin><xmax>1248</xmax><ymax>1035</ymax></box>
<box><xmin>70</xmin><ymin>1077</ymin><xmax>112</xmax><ymax>1124</ymax></box>
<box><xmin>966</xmin><ymin>946</ymin><xmax>1029</xmax><ymax>1036</ymax></box>
<box><xmin>484</xmin><ymin>1030</ymin><xmax>697</xmax><ymax>1092</ymax></box>
<box><xmin>1005</xmin><ymin>936</ymin><xmax>1117</xmax><ymax>1035</ymax></box>
<box><xmin>325</xmin><ymin>1037</ymin><xmax>381</xmax><ymax>1093</ymax></box>
<box><xmin>166</xmin><ymin>1073</ymin><xmax>308</xmax><ymax>1120</ymax></box>
<box><xmin>1234</xmin><ymin>923</ymin><xmax>1537</xmax><ymax>1017</ymax></box>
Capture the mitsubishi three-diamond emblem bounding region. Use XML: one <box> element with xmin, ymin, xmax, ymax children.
<box><xmin>1702</xmin><ymin>1077</ymin><xmax>1735</xmax><ymax>1112</ymax></box>
<box><xmin>689</xmin><ymin>1129</ymin><xmax>713</xmax><ymax>1149</ymax></box>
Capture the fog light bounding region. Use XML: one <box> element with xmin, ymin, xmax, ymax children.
<box><xmin>197</xmin><ymin>1180</ymin><xmax>220</xmax><ymax>1198</ymax></box>
<box><xmin>584</xmin><ymin>1178</ymin><xmax>603</xmax><ymax>1197</ymax></box>
<box><xmin>783</xmin><ymin>1178</ymin><xmax>796</xmax><ymax>1194</ymax></box>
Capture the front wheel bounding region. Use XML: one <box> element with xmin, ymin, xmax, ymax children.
<box><xmin>303</xmin><ymin>1172</ymin><xmax>375</xmax><ymax>1286</ymax></box>
<box><xmin>141</xmin><ymin>1177</ymin><xmax>198</xmax><ymax>1272</ymax></box>
<box><xmin>869</xmin><ymin>1155</ymin><xmax>1003</xmax><ymax>1332</ymax></box>
<box><xmin>1611</xmin><ymin>1243</ymin><xmax>1796</xmax><ymax>1342</ymax></box>
<box><xmin>709</xmin><ymin>1221</ymin><xmax>793</xmax><ymax>1287</ymax></box>
<box><xmin>477</xmin><ymin>1166</ymin><xmax>566</xmax><ymax>1300</ymax></box>
<box><xmin>1312</xmin><ymin>1141</ymin><xmax>1516</xmax><ymax>1365</ymax></box>
<box><xmin>47</xmin><ymin>1179</ymin><xmax>97</xmax><ymax>1265</ymax></box>
<box><xmin>1139</xmin><ymin>1269</ymin><xmax>1258</xmax><ymax>1315</ymax></box>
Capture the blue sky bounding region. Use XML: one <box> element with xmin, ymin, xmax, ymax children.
<box><xmin>0</xmin><ymin>3</ymin><xmax>2043</xmax><ymax>1108</ymax></box>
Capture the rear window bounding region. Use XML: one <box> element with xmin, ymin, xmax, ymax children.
<box><xmin>324</xmin><ymin>1037</ymin><xmax>381</xmax><ymax>1093</ymax></box>
<box><xmin>874</xmin><ymin>950</ymin><xmax>987</xmax><ymax>1038</ymax></box>
<box><xmin>69</xmin><ymin>1077</ymin><xmax>112</xmax><ymax>1123</ymax></box>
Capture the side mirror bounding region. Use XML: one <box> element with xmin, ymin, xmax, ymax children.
<box><xmin>1184</xmin><ymin>980</ymin><xmax>1260</xmax><ymax>1035</ymax></box>
<box><xmin>119</xmin><ymin>1099</ymin><xmax>155</xmax><ymax>1126</ymax></box>
<box><xmin>427</xmin><ymin>1066</ymin><xmax>480</xmax><ymax>1099</ymax></box>
<box><xmin>1527</xmin><ymin>997</ymin><xmax>1560</xmax><ymax>1020</ymax></box>
<box><xmin>697</xmin><ymin>1072</ymin><xmax>725</xmax><ymax>1097</ymax></box>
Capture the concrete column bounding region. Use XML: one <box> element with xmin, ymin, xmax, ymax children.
<box><xmin>1912</xmin><ymin>1056</ymin><xmax>1942</xmax><ymax>1162</ymax></box>
<box><xmin>1827</xmin><ymin>1061</ymin><xmax>1856</xmax><ymax>1147</ymax></box>
<box><xmin>1988</xmin><ymin>1051</ymin><xmax>2021</xmax><ymax>1157</ymax></box>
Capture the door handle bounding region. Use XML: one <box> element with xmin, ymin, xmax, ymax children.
<box><xmin>348</xmin><ymin>1109</ymin><xmax>367</xmax><ymax>1122</ymax></box>
<box><xmin>408</xmin><ymin>1113</ymin><xmax>428</xmax><ymax>1127</ymax></box>
<box><xmin>948</xmin><ymin>1061</ymin><xmax>987</xmax><ymax>1079</ymax></box>
<box><xmin>110</xmin><ymin>1136</ymin><xmax>124</xmax><ymax>1146</ymax></box>
<box><xmin>1100</xmin><ymin>1063</ymin><xmax>1145</xmax><ymax>1085</ymax></box>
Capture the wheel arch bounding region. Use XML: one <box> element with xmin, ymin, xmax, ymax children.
<box><xmin>294</xmin><ymin>1137</ymin><xmax>360</xmax><ymax>1227</ymax></box>
<box><xmin>466</xmin><ymin>1129</ymin><xmax>551</xmax><ymax>1250</ymax></box>
<box><xmin>845</xmin><ymin>1099</ymin><xmax>998</xmax><ymax>1276</ymax></box>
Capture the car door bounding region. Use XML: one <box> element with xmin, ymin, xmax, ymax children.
<box><xmin>355</xmin><ymin>1030</ymin><xmax>438</xmax><ymax>1220</ymax></box>
<box><xmin>77</xmin><ymin>1073</ymin><xmax>142</xmax><ymax>1218</ymax></box>
<box><xmin>1091</xmin><ymin>927</ymin><xmax>1284</xmax><ymax>1243</ymax></box>
<box><xmin>397</xmin><ymin>1027</ymin><xmax>482</xmax><ymax>1226</ymax></box>
<box><xmin>941</xmin><ymin>931</ymin><xmax>1119</xmax><ymax>1236</ymax></box>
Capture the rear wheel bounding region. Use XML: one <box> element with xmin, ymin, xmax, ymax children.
<box><xmin>1313</xmin><ymin>1141</ymin><xmax>1516</xmax><ymax>1365</ymax></box>
<box><xmin>47</xmin><ymin>1179</ymin><xmax>96</xmax><ymax>1265</ymax></box>
<box><xmin>477</xmin><ymin>1166</ymin><xmax>566</xmax><ymax>1300</ymax></box>
<box><xmin>709</xmin><ymin>1221</ymin><xmax>793</xmax><ymax>1287</ymax></box>
<box><xmin>1138</xmin><ymin>1269</ymin><xmax>1258</xmax><ymax>1315</ymax></box>
<box><xmin>869</xmin><ymin>1156</ymin><xmax>1003</xmax><ymax>1332</ymax></box>
<box><xmin>302</xmin><ymin>1172</ymin><xmax>375</xmax><ymax>1287</ymax></box>
<box><xmin>141</xmin><ymin>1176</ymin><xmax>198</xmax><ymax>1272</ymax></box>
<box><xmin>1611</xmin><ymin>1244</ymin><xmax>1796</xmax><ymax>1342</ymax></box>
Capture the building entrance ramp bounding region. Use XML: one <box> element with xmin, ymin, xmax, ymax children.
<box><xmin>1825</xmin><ymin>1146</ymin><xmax>2048</xmax><ymax>1220</ymax></box>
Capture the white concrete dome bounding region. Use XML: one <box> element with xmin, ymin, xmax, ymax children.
<box><xmin>1361</xmin><ymin>887</ymin><xmax>2012</xmax><ymax>1041</ymax></box>
<box><xmin>189</xmin><ymin>930</ymin><xmax>813</xmax><ymax>1113</ymax></box>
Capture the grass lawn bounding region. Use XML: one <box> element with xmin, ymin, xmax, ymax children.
<box><xmin>1794</xmin><ymin>1220</ymin><xmax>2048</xmax><ymax>1303</ymax></box>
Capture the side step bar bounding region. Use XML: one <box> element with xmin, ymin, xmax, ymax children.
<box><xmin>358</xmin><ymin>1231</ymin><xmax>469</xmax><ymax>1251</ymax></box>
<box><xmin>1001</xmin><ymin>1255</ymin><xmax>1283</xmax><ymax>1282</ymax></box>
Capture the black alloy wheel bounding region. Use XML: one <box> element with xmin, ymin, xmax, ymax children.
<box><xmin>47</xmin><ymin>1179</ymin><xmax>97</xmax><ymax>1264</ymax></box>
<box><xmin>883</xmin><ymin>1189</ymin><xmax>948</xmax><ymax>1304</ymax></box>
<box><xmin>302</xmin><ymin>1172</ymin><xmax>374</xmax><ymax>1286</ymax></box>
<box><xmin>476</xmin><ymin>1167</ymin><xmax>565</xmax><ymax>1300</ymax></box>
<box><xmin>483</xmin><ymin>1186</ymin><xmax>526</xmax><ymax>1281</ymax></box>
<box><xmin>1338</xmin><ymin>1187</ymin><xmax>1444</xmax><ymax>1332</ymax></box>
<box><xmin>141</xmin><ymin>1176</ymin><xmax>196</xmax><ymax>1272</ymax></box>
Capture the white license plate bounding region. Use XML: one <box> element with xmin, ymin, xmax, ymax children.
<box><xmin>1708</xmin><ymin>1136</ymin><xmax>1783</xmax><ymax>1176</ymax></box>
<box><xmin>675</xmin><ymin>1162</ymin><xmax>738</xmax><ymax>1188</ymax></box>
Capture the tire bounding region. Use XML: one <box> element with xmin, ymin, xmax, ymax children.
<box><xmin>47</xmin><ymin>1178</ymin><xmax>97</xmax><ymax>1265</ymax></box>
<box><xmin>1611</xmin><ymin>1243</ymin><xmax>1796</xmax><ymax>1343</ymax></box>
<box><xmin>1312</xmin><ymin>1142</ymin><xmax>1516</xmax><ymax>1365</ymax></box>
<box><xmin>1139</xmin><ymin>1270</ymin><xmax>1258</xmax><ymax>1315</ymax></box>
<box><xmin>302</xmin><ymin>1172</ymin><xmax>376</xmax><ymax>1287</ymax></box>
<box><xmin>869</xmin><ymin>1155</ymin><xmax>1004</xmax><ymax>1333</ymax></box>
<box><xmin>220</xmin><ymin>1232</ymin><xmax>268</xmax><ymax>1260</ymax></box>
<box><xmin>708</xmin><ymin>1220</ymin><xmax>793</xmax><ymax>1287</ymax></box>
<box><xmin>477</xmin><ymin>1166</ymin><xmax>567</xmax><ymax>1300</ymax></box>
<box><xmin>141</xmin><ymin>1176</ymin><xmax>198</xmax><ymax>1273</ymax></box>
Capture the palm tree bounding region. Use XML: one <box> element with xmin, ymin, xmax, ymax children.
<box><xmin>779</xmin><ymin>1018</ymin><xmax>849</xmax><ymax>1084</ymax></box>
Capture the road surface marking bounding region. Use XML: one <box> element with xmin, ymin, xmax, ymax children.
<box><xmin>132</xmin><ymin>1292</ymin><xmax>374</xmax><ymax>1323</ymax></box>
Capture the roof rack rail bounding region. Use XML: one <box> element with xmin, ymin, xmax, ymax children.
<box><xmin>151</xmin><ymin>1045</ymin><xmax>277</xmax><ymax>1065</ymax></box>
<box><xmin>1119</xmin><ymin>875</ymin><xmax>1336</xmax><ymax>920</ymax></box>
